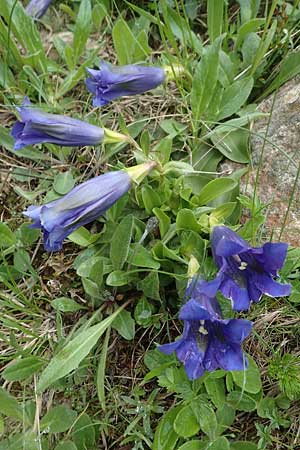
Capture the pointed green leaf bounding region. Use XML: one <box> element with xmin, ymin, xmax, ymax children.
<box><xmin>37</xmin><ymin>306</ymin><xmax>125</xmax><ymax>392</ymax></box>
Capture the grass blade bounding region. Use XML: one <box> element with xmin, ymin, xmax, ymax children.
<box><xmin>37</xmin><ymin>306</ymin><xmax>126</xmax><ymax>392</ymax></box>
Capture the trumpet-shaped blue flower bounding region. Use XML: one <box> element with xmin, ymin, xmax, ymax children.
<box><xmin>25</xmin><ymin>0</ymin><xmax>52</xmax><ymax>18</ymax></box>
<box><xmin>11</xmin><ymin>98</ymin><xmax>104</xmax><ymax>150</ymax></box>
<box><xmin>211</xmin><ymin>226</ymin><xmax>291</xmax><ymax>311</ymax></box>
<box><xmin>159</xmin><ymin>280</ymin><xmax>252</xmax><ymax>380</ymax></box>
<box><xmin>86</xmin><ymin>61</ymin><xmax>166</xmax><ymax>107</ymax></box>
<box><xmin>23</xmin><ymin>162</ymin><xmax>156</xmax><ymax>252</ymax></box>
<box><xmin>24</xmin><ymin>171</ymin><xmax>131</xmax><ymax>251</ymax></box>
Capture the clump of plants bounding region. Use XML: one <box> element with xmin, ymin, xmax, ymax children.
<box><xmin>1</xmin><ymin>0</ymin><xmax>300</xmax><ymax>449</ymax></box>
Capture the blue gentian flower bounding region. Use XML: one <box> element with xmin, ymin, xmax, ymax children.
<box><xmin>25</xmin><ymin>0</ymin><xmax>52</xmax><ymax>18</ymax></box>
<box><xmin>85</xmin><ymin>61</ymin><xmax>166</xmax><ymax>107</ymax></box>
<box><xmin>24</xmin><ymin>163</ymin><xmax>155</xmax><ymax>252</ymax></box>
<box><xmin>159</xmin><ymin>280</ymin><xmax>253</xmax><ymax>380</ymax></box>
<box><xmin>211</xmin><ymin>226</ymin><xmax>291</xmax><ymax>311</ymax></box>
<box><xmin>11</xmin><ymin>98</ymin><xmax>109</xmax><ymax>150</ymax></box>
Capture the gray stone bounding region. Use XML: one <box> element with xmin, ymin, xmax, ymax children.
<box><xmin>245</xmin><ymin>77</ymin><xmax>300</xmax><ymax>245</ymax></box>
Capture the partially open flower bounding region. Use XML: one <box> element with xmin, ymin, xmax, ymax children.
<box><xmin>85</xmin><ymin>61</ymin><xmax>166</xmax><ymax>107</ymax></box>
<box><xmin>211</xmin><ymin>226</ymin><xmax>291</xmax><ymax>311</ymax></box>
<box><xmin>158</xmin><ymin>279</ymin><xmax>252</xmax><ymax>380</ymax></box>
<box><xmin>11</xmin><ymin>98</ymin><xmax>128</xmax><ymax>150</ymax></box>
<box><xmin>24</xmin><ymin>162</ymin><xmax>156</xmax><ymax>252</ymax></box>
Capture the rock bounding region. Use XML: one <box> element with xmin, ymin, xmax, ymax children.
<box><xmin>244</xmin><ymin>77</ymin><xmax>300</xmax><ymax>246</ymax></box>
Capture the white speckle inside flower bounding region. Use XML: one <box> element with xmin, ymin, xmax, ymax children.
<box><xmin>238</xmin><ymin>261</ymin><xmax>248</xmax><ymax>271</ymax></box>
<box><xmin>199</xmin><ymin>324</ymin><xmax>208</xmax><ymax>335</ymax></box>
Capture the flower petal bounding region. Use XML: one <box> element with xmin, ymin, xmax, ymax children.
<box><xmin>260</xmin><ymin>242</ymin><xmax>289</xmax><ymax>272</ymax></box>
<box><xmin>215</xmin><ymin>343</ymin><xmax>247</xmax><ymax>371</ymax></box>
<box><xmin>158</xmin><ymin>340</ymin><xmax>182</xmax><ymax>355</ymax></box>
<box><xmin>252</xmin><ymin>272</ymin><xmax>291</xmax><ymax>299</ymax></box>
<box><xmin>211</xmin><ymin>226</ymin><xmax>249</xmax><ymax>258</ymax></box>
<box><xmin>219</xmin><ymin>277</ymin><xmax>251</xmax><ymax>311</ymax></box>
<box><xmin>179</xmin><ymin>299</ymin><xmax>212</xmax><ymax>321</ymax></box>
<box><xmin>220</xmin><ymin>319</ymin><xmax>253</xmax><ymax>343</ymax></box>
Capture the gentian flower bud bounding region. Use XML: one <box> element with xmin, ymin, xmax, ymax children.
<box><xmin>25</xmin><ymin>0</ymin><xmax>52</xmax><ymax>18</ymax></box>
<box><xmin>24</xmin><ymin>162</ymin><xmax>156</xmax><ymax>252</ymax></box>
<box><xmin>159</xmin><ymin>279</ymin><xmax>253</xmax><ymax>380</ymax></box>
<box><xmin>211</xmin><ymin>225</ymin><xmax>291</xmax><ymax>311</ymax></box>
<box><xmin>85</xmin><ymin>61</ymin><xmax>166</xmax><ymax>107</ymax></box>
<box><xmin>11</xmin><ymin>98</ymin><xmax>128</xmax><ymax>150</ymax></box>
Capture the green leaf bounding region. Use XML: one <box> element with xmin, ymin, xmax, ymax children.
<box><xmin>176</xmin><ymin>209</ymin><xmax>201</xmax><ymax>232</ymax></box>
<box><xmin>137</xmin><ymin>271</ymin><xmax>160</xmax><ymax>300</ymax></box>
<box><xmin>204</xmin><ymin>377</ymin><xmax>225</xmax><ymax>408</ymax></box>
<box><xmin>211</xmin><ymin>202</ymin><xmax>237</xmax><ymax>221</ymax></box>
<box><xmin>15</xmin><ymin>224</ymin><xmax>39</xmax><ymax>246</ymax></box>
<box><xmin>256</xmin><ymin>397</ymin><xmax>276</xmax><ymax>419</ymax></box>
<box><xmin>211</xmin><ymin>124</ymin><xmax>250</xmax><ymax>163</ymax></box>
<box><xmin>198</xmin><ymin>178</ymin><xmax>237</xmax><ymax>205</ymax></box>
<box><xmin>76</xmin><ymin>256</ymin><xmax>104</xmax><ymax>280</ymax></box>
<box><xmin>153</xmin><ymin>405</ymin><xmax>181</xmax><ymax>450</ymax></box>
<box><xmin>134</xmin><ymin>297</ymin><xmax>153</xmax><ymax>327</ymax></box>
<box><xmin>72</xmin><ymin>413</ymin><xmax>95</xmax><ymax>450</ymax></box>
<box><xmin>0</xmin><ymin>388</ymin><xmax>26</xmax><ymax>422</ymax></box>
<box><xmin>92</xmin><ymin>2</ymin><xmax>106</xmax><ymax>29</ymax></box>
<box><xmin>106</xmin><ymin>269</ymin><xmax>138</xmax><ymax>286</ymax></box>
<box><xmin>231</xmin><ymin>357</ymin><xmax>262</xmax><ymax>394</ymax></box>
<box><xmin>141</xmin><ymin>185</ymin><xmax>161</xmax><ymax>213</ymax></box>
<box><xmin>51</xmin><ymin>297</ymin><xmax>85</xmax><ymax>313</ymax></box>
<box><xmin>217</xmin><ymin>77</ymin><xmax>254</xmax><ymax>121</ymax></box>
<box><xmin>96</xmin><ymin>326</ymin><xmax>110</xmax><ymax>411</ymax></box>
<box><xmin>238</xmin><ymin>0</ymin><xmax>261</xmax><ymax>23</ymax></box>
<box><xmin>110</xmin><ymin>215</ymin><xmax>134</xmax><ymax>270</ymax></box>
<box><xmin>55</xmin><ymin>441</ymin><xmax>78</xmax><ymax>450</ymax></box>
<box><xmin>191</xmin><ymin>37</ymin><xmax>222</xmax><ymax>124</ymax></box>
<box><xmin>236</xmin><ymin>18</ymin><xmax>265</xmax><ymax>48</ymax></box>
<box><xmin>153</xmin><ymin>208</ymin><xmax>171</xmax><ymax>238</ymax></box>
<box><xmin>227</xmin><ymin>391</ymin><xmax>256</xmax><ymax>412</ymax></box>
<box><xmin>41</xmin><ymin>405</ymin><xmax>77</xmax><ymax>433</ymax></box>
<box><xmin>177</xmin><ymin>441</ymin><xmax>208</xmax><ymax>450</ymax></box>
<box><xmin>0</xmin><ymin>223</ymin><xmax>16</xmax><ymax>248</ymax></box>
<box><xmin>216</xmin><ymin>404</ymin><xmax>235</xmax><ymax>434</ymax></box>
<box><xmin>112</xmin><ymin>309</ymin><xmax>135</xmax><ymax>340</ymax></box>
<box><xmin>263</xmin><ymin>50</ymin><xmax>300</xmax><ymax>98</ymax></box>
<box><xmin>37</xmin><ymin>306</ymin><xmax>126</xmax><ymax>392</ymax></box>
<box><xmin>53</xmin><ymin>171</ymin><xmax>75</xmax><ymax>195</ymax></box>
<box><xmin>82</xmin><ymin>278</ymin><xmax>101</xmax><ymax>298</ymax></box>
<box><xmin>2</xmin><ymin>357</ymin><xmax>45</xmax><ymax>381</ymax></box>
<box><xmin>128</xmin><ymin>244</ymin><xmax>160</xmax><ymax>269</ymax></box>
<box><xmin>251</xmin><ymin>20</ymin><xmax>277</xmax><ymax>75</ymax></box>
<box><xmin>0</xmin><ymin>0</ymin><xmax>47</xmax><ymax>72</ymax></box>
<box><xmin>73</xmin><ymin>0</ymin><xmax>92</xmax><ymax>62</ymax></box>
<box><xmin>192</xmin><ymin>399</ymin><xmax>218</xmax><ymax>440</ymax></box>
<box><xmin>112</xmin><ymin>18</ymin><xmax>148</xmax><ymax>64</ymax></box>
<box><xmin>174</xmin><ymin>404</ymin><xmax>200</xmax><ymax>438</ymax></box>
<box><xmin>164</xmin><ymin>6</ymin><xmax>202</xmax><ymax>53</ymax></box>
<box><xmin>133</xmin><ymin>29</ymin><xmax>151</xmax><ymax>62</ymax></box>
<box><xmin>68</xmin><ymin>227</ymin><xmax>99</xmax><ymax>247</ymax></box>
<box><xmin>207</xmin><ymin>0</ymin><xmax>224</xmax><ymax>42</ymax></box>
<box><xmin>13</xmin><ymin>249</ymin><xmax>37</xmax><ymax>279</ymax></box>
<box><xmin>154</xmin><ymin>137</ymin><xmax>173</xmax><ymax>165</ymax></box>
<box><xmin>210</xmin><ymin>437</ymin><xmax>230</xmax><ymax>450</ymax></box>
